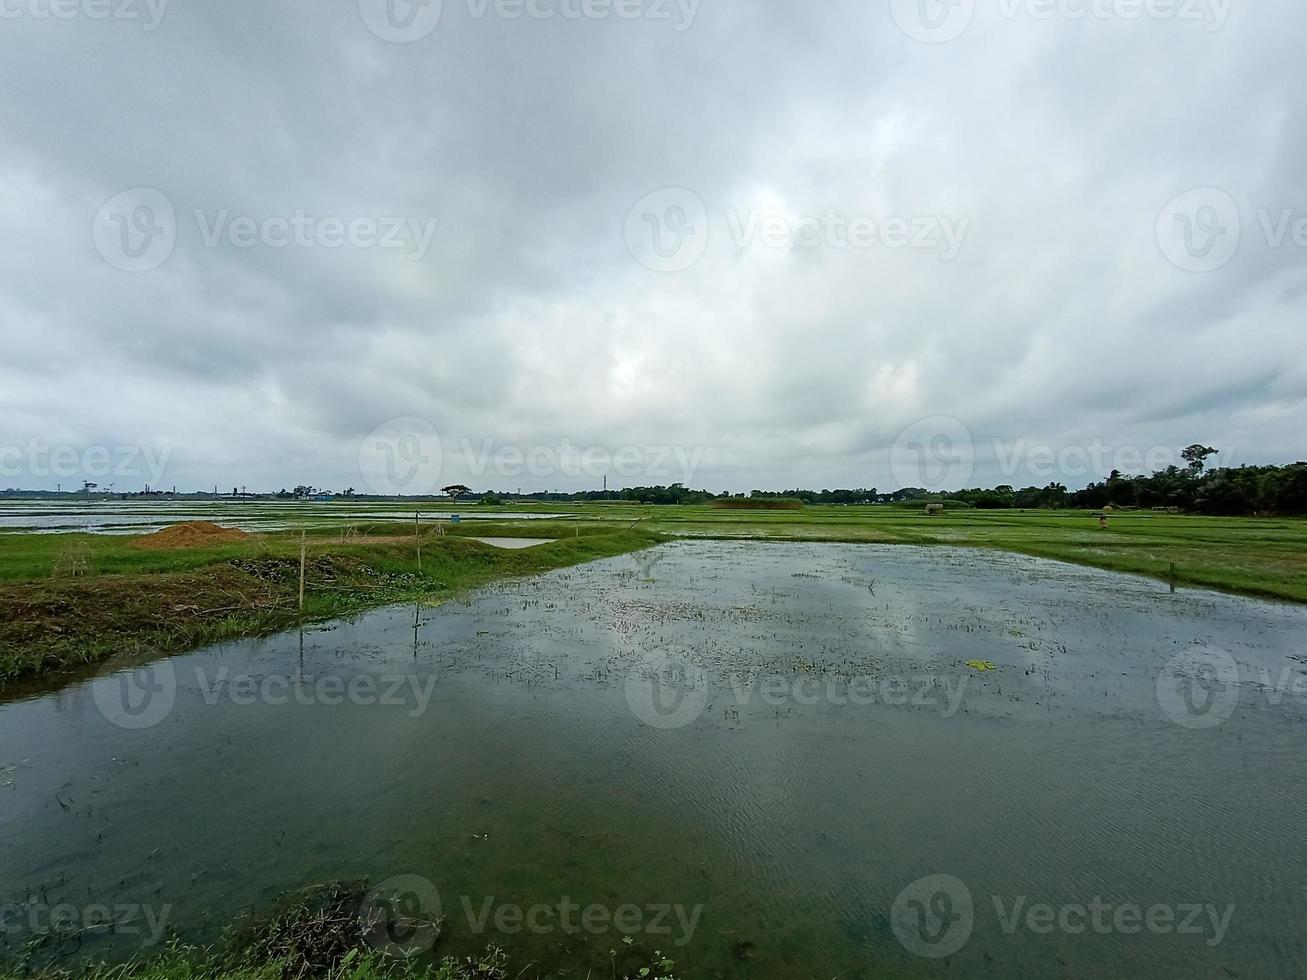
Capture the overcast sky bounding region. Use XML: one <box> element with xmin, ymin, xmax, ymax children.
<box><xmin>1</xmin><ymin>0</ymin><xmax>1303</xmax><ymax>494</ymax></box>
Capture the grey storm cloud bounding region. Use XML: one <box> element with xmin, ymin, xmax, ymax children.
<box><xmin>0</xmin><ymin>0</ymin><xmax>1304</xmax><ymax>493</ymax></box>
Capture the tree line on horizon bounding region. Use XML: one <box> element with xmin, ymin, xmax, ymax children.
<box><xmin>7</xmin><ymin>448</ymin><xmax>1304</xmax><ymax>516</ymax></box>
<box><xmin>514</xmin><ymin>453</ymin><xmax>1307</xmax><ymax>515</ymax></box>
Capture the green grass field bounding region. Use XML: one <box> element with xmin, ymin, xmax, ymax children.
<box><xmin>1</xmin><ymin>503</ymin><xmax>1303</xmax><ymax>686</ymax></box>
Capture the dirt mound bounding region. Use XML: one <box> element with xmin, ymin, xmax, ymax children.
<box><xmin>133</xmin><ymin>521</ymin><xmax>252</xmax><ymax>550</ymax></box>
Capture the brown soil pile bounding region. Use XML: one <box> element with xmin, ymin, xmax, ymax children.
<box><xmin>133</xmin><ymin>521</ymin><xmax>253</xmax><ymax>550</ymax></box>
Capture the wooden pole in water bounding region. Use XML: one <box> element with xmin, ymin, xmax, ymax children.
<box><xmin>415</xmin><ymin>510</ymin><xmax>422</xmax><ymax>571</ymax></box>
<box><xmin>1169</xmin><ymin>562</ymin><xmax>1177</xmax><ymax>593</ymax></box>
<box><xmin>298</xmin><ymin>530</ymin><xmax>306</xmax><ymax>613</ymax></box>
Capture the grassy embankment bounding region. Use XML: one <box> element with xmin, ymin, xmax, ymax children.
<box><xmin>0</xmin><ymin>522</ymin><xmax>659</xmax><ymax>685</ymax></box>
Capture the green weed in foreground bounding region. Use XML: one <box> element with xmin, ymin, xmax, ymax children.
<box><xmin>0</xmin><ymin>882</ymin><xmax>679</xmax><ymax>980</ymax></box>
<box><xmin>1</xmin><ymin>948</ymin><xmax>446</xmax><ymax>980</ymax></box>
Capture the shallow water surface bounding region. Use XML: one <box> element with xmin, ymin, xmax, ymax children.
<box><xmin>463</xmin><ymin>537</ymin><xmax>555</xmax><ymax>549</ymax></box>
<box><xmin>0</xmin><ymin>501</ymin><xmax>568</xmax><ymax>533</ymax></box>
<box><xmin>2</xmin><ymin>541</ymin><xmax>1305</xmax><ymax>978</ymax></box>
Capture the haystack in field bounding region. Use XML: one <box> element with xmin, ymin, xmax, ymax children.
<box><xmin>133</xmin><ymin>521</ymin><xmax>252</xmax><ymax>550</ymax></box>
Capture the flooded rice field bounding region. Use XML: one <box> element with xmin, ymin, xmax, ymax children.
<box><xmin>464</xmin><ymin>537</ymin><xmax>556</xmax><ymax>550</ymax></box>
<box><xmin>2</xmin><ymin>541</ymin><xmax>1305</xmax><ymax>978</ymax></box>
<box><xmin>0</xmin><ymin>501</ymin><xmax>567</xmax><ymax>534</ymax></box>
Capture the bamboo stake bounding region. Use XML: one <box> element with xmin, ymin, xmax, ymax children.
<box><xmin>415</xmin><ymin>510</ymin><xmax>422</xmax><ymax>571</ymax></box>
<box><xmin>298</xmin><ymin>530</ymin><xmax>306</xmax><ymax>613</ymax></box>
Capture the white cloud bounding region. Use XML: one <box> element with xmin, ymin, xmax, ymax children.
<box><xmin>1</xmin><ymin>1</ymin><xmax>1304</xmax><ymax>492</ymax></box>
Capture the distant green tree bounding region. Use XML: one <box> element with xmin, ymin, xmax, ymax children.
<box><xmin>1182</xmin><ymin>445</ymin><xmax>1219</xmax><ymax>473</ymax></box>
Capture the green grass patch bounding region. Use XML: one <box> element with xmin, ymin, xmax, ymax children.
<box><xmin>1</xmin><ymin>881</ymin><xmax>680</xmax><ymax>980</ymax></box>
